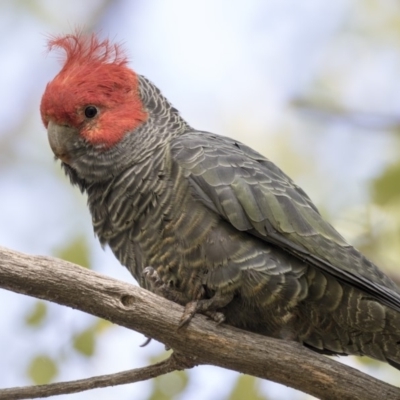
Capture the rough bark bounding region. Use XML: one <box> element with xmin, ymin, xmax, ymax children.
<box><xmin>0</xmin><ymin>246</ymin><xmax>399</xmax><ymax>400</ymax></box>
<box><xmin>0</xmin><ymin>354</ymin><xmax>192</xmax><ymax>399</ymax></box>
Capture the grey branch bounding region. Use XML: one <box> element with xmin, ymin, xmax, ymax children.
<box><xmin>0</xmin><ymin>353</ymin><xmax>195</xmax><ymax>400</ymax></box>
<box><xmin>0</xmin><ymin>246</ymin><xmax>399</xmax><ymax>400</ymax></box>
<box><xmin>292</xmin><ymin>97</ymin><xmax>400</xmax><ymax>130</ymax></box>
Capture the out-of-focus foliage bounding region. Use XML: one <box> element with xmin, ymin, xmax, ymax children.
<box><xmin>25</xmin><ymin>301</ymin><xmax>47</xmax><ymax>327</ymax></box>
<box><xmin>372</xmin><ymin>162</ymin><xmax>400</xmax><ymax>206</ymax></box>
<box><xmin>73</xmin><ymin>319</ymin><xmax>114</xmax><ymax>357</ymax></box>
<box><xmin>1</xmin><ymin>1</ymin><xmax>400</xmax><ymax>400</ymax></box>
<box><xmin>73</xmin><ymin>327</ymin><xmax>96</xmax><ymax>357</ymax></box>
<box><xmin>148</xmin><ymin>372</ymin><xmax>189</xmax><ymax>400</ymax></box>
<box><xmin>228</xmin><ymin>375</ymin><xmax>269</xmax><ymax>400</ymax></box>
<box><xmin>28</xmin><ymin>355</ymin><xmax>58</xmax><ymax>385</ymax></box>
<box><xmin>55</xmin><ymin>236</ymin><xmax>91</xmax><ymax>269</ymax></box>
<box><xmin>147</xmin><ymin>353</ymin><xmax>189</xmax><ymax>400</ymax></box>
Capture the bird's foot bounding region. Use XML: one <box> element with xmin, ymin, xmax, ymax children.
<box><xmin>142</xmin><ymin>266</ymin><xmax>163</xmax><ymax>289</ymax></box>
<box><xmin>178</xmin><ymin>292</ymin><xmax>233</xmax><ymax>328</ymax></box>
<box><xmin>178</xmin><ymin>301</ymin><xmax>226</xmax><ymax>328</ymax></box>
<box><xmin>204</xmin><ymin>310</ymin><xmax>226</xmax><ymax>324</ymax></box>
<box><xmin>143</xmin><ymin>268</ymin><xmax>233</xmax><ymax>329</ymax></box>
<box><xmin>178</xmin><ymin>301</ymin><xmax>198</xmax><ymax>328</ymax></box>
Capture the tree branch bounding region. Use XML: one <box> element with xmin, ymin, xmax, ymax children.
<box><xmin>292</xmin><ymin>97</ymin><xmax>400</xmax><ymax>130</ymax></box>
<box><xmin>0</xmin><ymin>353</ymin><xmax>196</xmax><ymax>400</ymax></box>
<box><xmin>0</xmin><ymin>246</ymin><xmax>399</xmax><ymax>400</ymax></box>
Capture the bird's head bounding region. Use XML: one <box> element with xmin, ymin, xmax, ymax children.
<box><xmin>40</xmin><ymin>32</ymin><xmax>148</xmax><ymax>183</ymax></box>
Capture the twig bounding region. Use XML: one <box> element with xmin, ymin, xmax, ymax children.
<box><xmin>0</xmin><ymin>352</ymin><xmax>196</xmax><ymax>400</ymax></box>
<box><xmin>292</xmin><ymin>98</ymin><xmax>400</xmax><ymax>130</ymax></box>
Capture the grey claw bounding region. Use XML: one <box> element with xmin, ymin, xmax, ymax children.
<box><xmin>142</xmin><ymin>266</ymin><xmax>155</xmax><ymax>277</ymax></box>
<box><xmin>140</xmin><ymin>336</ymin><xmax>153</xmax><ymax>347</ymax></box>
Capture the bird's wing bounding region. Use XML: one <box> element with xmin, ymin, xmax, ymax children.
<box><xmin>171</xmin><ymin>131</ymin><xmax>400</xmax><ymax>311</ymax></box>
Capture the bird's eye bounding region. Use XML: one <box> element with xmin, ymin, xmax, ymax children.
<box><xmin>84</xmin><ymin>106</ymin><xmax>98</xmax><ymax>119</ymax></box>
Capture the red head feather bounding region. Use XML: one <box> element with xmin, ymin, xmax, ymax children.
<box><xmin>40</xmin><ymin>32</ymin><xmax>147</xmax><ymax>147</ymax></box>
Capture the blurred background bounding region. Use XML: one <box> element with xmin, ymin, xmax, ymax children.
<box><xmin>1</xmin><ymin>0</ymin><xmax>400</xmax><ymax>399</ymax></box>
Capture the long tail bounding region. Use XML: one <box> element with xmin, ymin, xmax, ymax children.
<box><xmin>299</xmin><ymin>269</ymin><xmax>400</xmax><ymax>368</ymax></box>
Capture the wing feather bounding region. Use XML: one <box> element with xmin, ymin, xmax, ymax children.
<box><xmin>171</xmin><ymin>131</ymin><xmax>400</xmax><ymax>312</ymax></box>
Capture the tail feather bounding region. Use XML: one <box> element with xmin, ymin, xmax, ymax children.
<box><xmin>302</xmin><ymin>271</ymin><xmax>400</xmax><ymax>367</ymax></box>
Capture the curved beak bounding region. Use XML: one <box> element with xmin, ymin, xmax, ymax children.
<box><xmin>47</xmin><ymin>121</ymin><xmax>78</xmax><ymax>164</ymax></box>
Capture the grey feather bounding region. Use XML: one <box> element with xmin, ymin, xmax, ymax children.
<box><xmin>51</xmin><ymin>74</ymin><xmax>400</xmax><ymax>369</ymax></box>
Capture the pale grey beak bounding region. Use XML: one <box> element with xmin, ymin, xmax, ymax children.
<box><xmin>47</xmin><ymin>120</ymin><xmax>78</xmax><ymax>164</ymax></box>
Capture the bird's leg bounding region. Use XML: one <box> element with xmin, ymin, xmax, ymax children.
<box><xmin>143</xmin><ymin>267</ymin><xmax>232</xmax><ymax>329</ymax></box>
<box><xmin>141</xmin><ymin>266</ymin><xmax>190</xmax><ymax>346</ymax></box>
<box><xmin>142</xmin><ymin>266</ymin><xmax>188</xmax><ymax>304</ymax></box>
<box><xmin>179</xmin><ymin>291</ymin><xmax>234</xmax><ymax>328</ymax></box>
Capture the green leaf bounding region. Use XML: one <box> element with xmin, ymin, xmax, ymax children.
<box><xmin>371</xmin><ymin>162</ymin><xmax>400</xmax><ymax>206</ymax></box>
<box><xmin>94</xmin><ymin>318</ymin><xmax>113</xmax><ymax>333</ymax></box>
<box><xmin>28</xmin><ymin>355</ymin><xmax>58</xmax><ymax>384</ymax></box>
<box><xmin>25</xmin><ymin>301</ymin><xmax>47</xmax><ymax>327</ymax></box>
<box><xmin>147</xmin><ymin>352</ymin><xmax>189</xmax><ymax>400</ymax></box>
<box><xmin>73</xmin><ymin>328</ymin><xmax>95</xmax><ymax>357</ymax></box>
<box><xmin>228</xmin><ymin>375</ymin><xmax>268</xmax><ymax>400</ymax></box>
<box><xmin>148</xmin><ymin>370</ymin><xmax>189</xmax><ymax>400</ymax></box>
<box><xmin>55</xmin><ymin>235</ymin><xmax>91</xmax><ymax>268</ymax></box>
